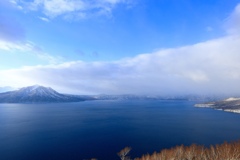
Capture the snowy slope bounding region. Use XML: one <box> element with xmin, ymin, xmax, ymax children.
<box><xmin>0</xmin><ymin>85</ymin><xmax>95</xmax><ymax>103</ymax></box>
<box><xmin>195</xmin><ymin>97</ymin><xmax>240</xmax><ymax>114</ymax></box>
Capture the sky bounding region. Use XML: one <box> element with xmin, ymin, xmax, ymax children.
<box><xmin>0</xmin><ymin>0</ymin><xmax>240</xmax><ymax>95</ymax></box>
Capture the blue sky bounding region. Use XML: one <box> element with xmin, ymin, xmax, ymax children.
<box><xmin>1</xmin><ymin>0</ymin><xmax>240</xmax><ymax>95</ymax></box>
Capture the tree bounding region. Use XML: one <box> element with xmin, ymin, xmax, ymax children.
<box><xmin>118</xmin><ymin>147</ymin><xmax>131</xmax><ymax>160</ymax></box>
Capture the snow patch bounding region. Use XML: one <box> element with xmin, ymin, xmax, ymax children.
<box><xmin>224</xmin><ymin>109</ymin><xmax>240</xmax><ymax>114</ymax></box>
<box><xmin>194</xmin><ymin>103</ymin><xmax>214</xmax><ymax>108</ymax></box>
<box><xmin>224</xmin><ymin>97</ymin><xmax>240</xmax><ymax>101</ymax></box>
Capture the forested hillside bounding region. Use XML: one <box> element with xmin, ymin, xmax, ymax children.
<box><xmin>116</xmin><ymin>140</ymin><xmax>240</xmax><ymax>160</ymax></box>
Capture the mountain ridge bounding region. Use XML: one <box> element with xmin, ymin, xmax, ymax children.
<box><xmin>0</xmin><ymin>85</ymin><xmax>228</xmax><ymax>103</ymax></box>
<box><xmin>0</xmin><ymin>85</ymin><xmax>95</xmax><ymax>103</ymax></box>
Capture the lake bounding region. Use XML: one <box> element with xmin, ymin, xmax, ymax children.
<box><xmin>0</xmin><ymin>100</ymin><xmax>240</xmax><ymax>160</ymax></box>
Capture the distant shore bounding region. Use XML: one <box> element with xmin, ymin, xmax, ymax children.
<box><xmin>195</xmin><ymin>98</ymin><xmax>240</xmax><ymax>114</ymax></box>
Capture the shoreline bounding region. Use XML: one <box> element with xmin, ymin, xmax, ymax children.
<box><xmin>194</xmin><ymin>103</ymin><xmax>240</xmax><ymax>114</ymax></box>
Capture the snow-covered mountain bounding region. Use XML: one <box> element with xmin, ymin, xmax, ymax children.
<box><xmin>195</xmin><ymin>97</ymin><xmax>240</xmax><ymax>114</ymax></box>
<box><xmin>0</xmin><ymin>85</ymin><xmax>95</xmax><ymax>103</ymax></box>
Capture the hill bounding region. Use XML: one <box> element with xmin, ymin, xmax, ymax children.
<box><xmin>133</xmin><ymin>140</ymin><xmax>240</xmax><ymax>160</ymax></box>
<box><xmin>0</xmin><ymin>85</ymin><xmax>95</xmax><ymax>103</ymax></box>
<box><xmin>195</xmin><ymin>97</ymin><xmax>240</xmax><ymax>113</ymax></box>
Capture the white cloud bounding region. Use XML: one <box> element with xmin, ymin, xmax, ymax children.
<box><xmin>225</xmin><ymin>3</ymin><xmax>240</xmax><ymax>35</ymax></box>
<box><xmin>0</xmin><ymin>39</ymin><xmax>62</xmax><ymax>64</ymax></box>
<box><xmin>1</xmin><ymin>34</ymin><xmax>240</xmax><ymax>95</ymax></box>
<box><xmin>12</xmin><ymin>0</ymin><xmax>132</xmax><ymax>19</ymax></box>
<box><xmin>1</xmin><ymin>3</ymin><xmax>240</xmax><ymax>96</ymax></box>
<box><xmin>0</xmin><ymin>14</ymin><xmax>60</xmax><ymax>64</ymax></box>
<box><xmin>0</xmin><ymin>40</ymin><xmax>25</xmax><ymax>51</ymax></box>
<box><xmin>34</xmin><ymin>0</ymin><xmax>86</xmax><ymax>18</ymax></box>
<box><xmin>38</xmin><ymin>16</ymin><xmax>50</xmax><ymax>22</ymax></box>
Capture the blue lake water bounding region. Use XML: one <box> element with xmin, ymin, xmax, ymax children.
<box><xmin>0</xmin><ymin>100</ymin><xmax>240</xmax><ymax>160</ymax></box>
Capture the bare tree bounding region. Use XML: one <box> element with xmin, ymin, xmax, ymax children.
<box><xmin>135</xmin><ymin>140</ymin><xmax>240</xmax><ymax>160</ymax></box>
<box><xmin>118</xmin><ymin>147</ymin><xmax>132</xmax><ymax>160</ymax></box>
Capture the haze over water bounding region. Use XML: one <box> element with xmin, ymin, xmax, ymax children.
<box><xmin>1</xmin><ymin>100</ymin><xmax>240</xmax><ymax>160</ymax></box>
